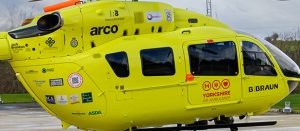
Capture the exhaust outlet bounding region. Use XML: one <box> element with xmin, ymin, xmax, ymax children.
<box><xmin>37</xmin><ymin>12</ymin><xmax>63</xmax><ymax>31</ymax></box>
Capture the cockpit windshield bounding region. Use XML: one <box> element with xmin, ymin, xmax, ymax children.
<box><xmin>257</xmin><ymin>37</ymin><xmax>300</xmax><ymax>78</ymax></box>
<box><xmin>237</xmin><ymin>30</ymin><xmax>300</xmax><ymax>78</ymax></box>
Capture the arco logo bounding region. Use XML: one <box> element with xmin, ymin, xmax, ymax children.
<box><xmin>90</xmin><ymin>25</ymin><xmax>118</xmax><ymax>36</ymax></box>
<box><xmin>202</xmin><ymin>79</ymin><xmax>230</xmax><ymax>91</ymax></box>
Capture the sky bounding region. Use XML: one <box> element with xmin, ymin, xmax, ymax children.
<box><xmin>0</xmin><ymin>0</ymin><xmax>299</xmax><ymax>38</ymax></box>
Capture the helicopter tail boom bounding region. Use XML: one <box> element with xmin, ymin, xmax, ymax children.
<box><xmin>0</xmin><ymin>32</ymin><xmax>11</xmax><ymax>60</ymax></box>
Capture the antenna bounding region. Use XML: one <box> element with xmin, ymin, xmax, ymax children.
<box><xmin>206</xmin><ymin>0</ymin><xmax>212</xmax><ymax>17</ymax></box>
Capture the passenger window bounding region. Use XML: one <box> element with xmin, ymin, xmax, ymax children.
<box><xmin>140</xmin><ymin>47</ymin><xmax>175</xmax><ymax>76</ymax></box>
<box><xmin>188</xmin><ymin>41</ymin><xmax>238</xmax><ymax>76</ymax></box>
<box><xmin>242</xmin><ymin>41</ymin><xmax>277</xmax><ymax>76</ymax></box>
<box><xmin>106</xmin><ymin>52</ymin><xmax>129</xmax><ymax>77</ymax></box>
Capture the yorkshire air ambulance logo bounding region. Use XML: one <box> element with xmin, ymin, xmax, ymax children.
<box><xmin>202</xmin><ymin>79</ymin><xmax>231</xmax><ymax>91</ymax></box>
<box><xmin>202</xmin><ymin>79</ymin><xmax>231</xmax><ymax>102</ymax></box>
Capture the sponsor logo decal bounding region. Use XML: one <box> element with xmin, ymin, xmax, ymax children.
<box><xmin>42</xmin><ymin>68</ymin><xmax>54</xmax><ymax>73</ymax></box>
<box><xmin>45</xmin><ymin>37</ymin><xmax>55</xmax><ymax>47</ymax></box>
<box><xmin>56</xmin><ymin>95</ymin><xmax>68</xmax><ymax>105</ymax></box>
<box><xmin>88</xmin><ymin>110</ymin><xmax>101</xmax><ymax>115</ymax></box>
<box><xmin>81</xmin><ymin>92</ymin><xmax>93</xmax><ymax>103</ymax></box>
<box><xmin>72</xmin><ymin>110</ymin><xmax>86</xmax><ymax>115</ymax></box>
<box><xmin>25</xmin><ymin>70</ymin><xmax>38</xmax><ymax>74</ymax></box>
<box><xmin>46</xmin><ymin>95</ymin><xmax>55</xmax><ymax>104</ymax></box>
<box><xmin>70</xmin><ymin>94</ymin><xmax>80</xmax><ymax>104</ymax></box>
<box><xmin>11</xmin><ymin>43</ymin><xmax>26</xmax><ymax>53</ymax></box>
<box><xmin>165</xmin><ymin>9</ymin><xmax>173</xmax><ymax>22</ymax></box>
<box><xmin>72</xmin><ymin>112</ymin><xmax>86</xmax><ymax>115</ymax></box>
<box><xmin>90</xmin><ymin>25</ymin><xmax>118</xmax><ymax>36</ymax></box>
<box><xmin>110</xmin><ymin>10</ymin><xmax>119</xmax><ymax>17</ymax></box>
<box><xmin>105</xmin><ymin>17</ymin><xmax>125</xmax><ymax>22</ymax></box>
<box><xmin>49</xmin><ymin>78</ymin><xmax>63</xmax><ymax>87</ymax></box>
<box><xmin>34</xmin><ymin>80</ymin><xmax>46</xmax><ymax>87</ymax></box>
<box><xmin>249</xmin><ymin>84</ymin><xmax>279</xmax><ymax>92</ymax></box>
<box><xmin>70</xmin><ymin>38</ymin><xmax>78</xmax><ymax>48</ymax></box>
<box><xmin>146</xmin><ymin>12</ymin><xmax>162</xmax><ymax>22</ymax></box>
<box><xmin>11</xmin><ymin>43</ymin><xmax>26</xmax><ymax>49</ymax></box>
<box><xmin>68</xmin><ymin>73</ymin><xmax>83</xmax><ymax>88</ymax></box>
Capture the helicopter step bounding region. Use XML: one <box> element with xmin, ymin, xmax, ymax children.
<box><xmin>134</xmin><ymin>121</ymin><xmax>277</xmax><ymax>131</ymax></box>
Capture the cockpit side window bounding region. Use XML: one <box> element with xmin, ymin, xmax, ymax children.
<box><xmin>188</xmin><ymin>41</ymin><xmax>238</xmax><ymax>76</ymax></box>
<box><xmin>242</xmin><ymin>41</ymin><xmax>277</xmax><ymax>76</ymax></box>
<box><xmin>106</xmin><ymin>52</ymin><xmax>129</xmax><ymax>77</ymax></box>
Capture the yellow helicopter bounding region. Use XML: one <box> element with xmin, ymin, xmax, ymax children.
<box><xmin>0</xmin><ymin>0</ymin><xmax>300</xmax><ymax>131</ymax></box>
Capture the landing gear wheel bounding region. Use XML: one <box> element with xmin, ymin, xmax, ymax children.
<box><xmin>175</xmin><ymin>124</ymin><xmax>182</xmax><ymax>131</ymax></box>
<box><xmin>230</xmin><ymin>126</ymin><xmax>238</xmax><ymax>131</ymax></box>
<box><xmin>188</xmin><ymin>120</ymin><xmax>208</xmax><ymax>126</ymax></box>
<box><xmin>187</xmin><ymin>120</ymin><xmax>208</xmax><ymax>131</ymax></box>
<box><xmin>214</xmin><ymin>116</ymin><xmax>238</xmax><ymax>131</ymax></box>
<box><xmin>124</xmin><ymin>127</ymin><xmax>137</xmax><ymax>131</ymax></box>
<box><xmin>214</xmin><ymin>116</ymin><xmax>234</xmax><ymax>125</ymax></box>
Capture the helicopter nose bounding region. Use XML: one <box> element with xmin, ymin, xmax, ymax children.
<box><xmin>287</xmin><ymin>64</ymin><xmax>300</xmax><ymax>93</ymax></box>
<box><xmin>0</xmin><ymin>32</ymin><xmax>12</xmax><ymax>60</ymax></box>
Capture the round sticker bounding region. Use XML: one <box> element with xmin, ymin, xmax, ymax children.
<box><xmin>221</xmin><ymin>79</ymin><xmax>230</xmax><ymax>89</ymax></box>
<box><xmin>70</xmin><ymin>38</ymin><xmax>78</xmax><ymax>48</ymax></box>
<box><xmin>212</xmin><ymin>80</ymin><xmax>221</xmax><ymax>90</ymax></box>
<box><xmin>202</xmin><ymin>81</ymin><xmax>211</xmax><ymax>91</ymax></box>
<box><xmin>68</xmin><ymin>73</ymin><xmax>83</xmax><ymax>88</ymax></box>
<box><xmin>147</xmin><ymin>14</ymin><xmax>153</xmax><ymax>20</ymax></box>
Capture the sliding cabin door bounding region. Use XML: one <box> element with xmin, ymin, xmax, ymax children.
<box><xmin>183</xmin><ymin>38</ymin><xmax>242</xmax><ymax>108</ymax></box>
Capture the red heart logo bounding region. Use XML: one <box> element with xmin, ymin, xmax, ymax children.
<box><xmin>224</xmin><ymin>82</ymin><xmax>228</xmax><ymax>86</ymax></box>
<box><xmin>215</xmin><ymin>83</ymin><xmax>218</xmax><ymax>86</ymax></box>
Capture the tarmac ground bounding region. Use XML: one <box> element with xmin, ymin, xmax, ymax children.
<box><xmin>0</xmin><ymin>103</ymin><xmax>300</xmax><ymax>131</ymax></box>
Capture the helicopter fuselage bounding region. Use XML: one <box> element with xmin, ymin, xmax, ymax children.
<box><xmin>0</xmin><ymin>1</ymin><xmax>299</xmax><ymax>131</ymax></box>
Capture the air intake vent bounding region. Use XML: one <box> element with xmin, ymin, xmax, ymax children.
<box><xmin>188</xmin><ymin>18</ymin><xmax>198</xmax><ymax>23</ymax></box>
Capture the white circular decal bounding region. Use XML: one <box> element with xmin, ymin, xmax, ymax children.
<box><xmin>68</xmin><ymin>73</ymin><xmax>83</xmax><ymax>88</ymax></box>
<box><xmin>147</xmin><ymin>14</ymin><xmax>153</xmax><ymax>20</ymax></box>
<box><xmin>70</xmin><ymin>38</ymin><xmax>78</xmax><ymax>48</ymax></box>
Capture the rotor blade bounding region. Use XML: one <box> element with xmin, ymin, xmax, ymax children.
<box><xmin>28</xmin><ymin>0</ymin><xmax>43</xmax><ymax>2</ymax></box>
<box><xmin>44</xmin><ymin>0</ymin><xmax>80</xmax><ymax>12</ymax></box>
